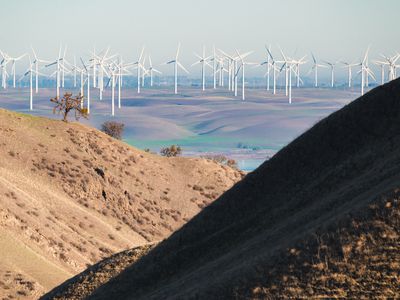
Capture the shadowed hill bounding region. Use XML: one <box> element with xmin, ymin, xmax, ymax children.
<box><xmin>0</xmin><ymin>109</ymin><xmax>243</xmax><ymax>299</ymax></box>
<box><xmin>45</xmin><ymin>79</ymin><xmax>400</xmax><ymax>299</ymax></box>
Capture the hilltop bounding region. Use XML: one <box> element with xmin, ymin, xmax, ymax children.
<box><xmin>45</xmin><ymin>79</ymin><xmax>400</xmax><ymax>299</ymax></box>
<box><xmin>0</xmin><ymin>109</ymin><xmax>243</xmax><ymax>299</ymax></box>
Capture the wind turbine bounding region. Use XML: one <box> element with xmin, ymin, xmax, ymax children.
<box><xmin>278</xmin><ymin>47</ymin><xmax>300</xmax><ymax>103</ymax></box>
<box><xmin>0</xmin><ymin>52</ymin><xmax>10</xmax><ymax>89</ymax></box>
<box><xmin>309</xmin><ymin>53</ymin><xmax>327</xmax><ymax>88</ymax></box>
<box><xmin>279</xmin><ymin>59</ymin><xmax>296</xmax><ymax>104</ymax></box>
<box><xmin>235</xmin><ymin>49</ymin><xmax>255</xmax><ymax>101</ymax></box>
<box><xmin>357</xmin><ymin>47</ymin><xmax>376</xmax><ymax>96</ymax></box>
<box><xmin>341</xmin><ymin>61</ymin><xmax>358</xmax><ymax>88</ymax></box>
<box><xmin>105</xmin><ymin>64</ymin><xmax>119</xmax><ymax>116</ymax></box>
<box><xmin>45</xmin><ymin>45</ymin><xmax>63</xmax><ymax>98</ymax></box>
<box><xmin>3</xmin><ymin>52</ymin><xmax>27</xmax><ymax>88</ymax></box>
<box><xmin>192</xmin><ymin>46</ymin><xmax>212</xmax><ymax>91</ymax></box>
<box><xmin>373</xmin><ymin>59</ymin><xmax>387</xmax><ymax>85</ymax></box>
<box><xmin>73</xmin><ymin>55</ymin><xmax>77</xmax><ymax>87</ymax></box>
<box><xmin>31</xmin><ymin>46</ymin><xmax>50</xmax><ymax>93</ymax></box>
<box><xmin>95</xmin><ymin>47</ymin><xmax>113</xmax><ymax>100</ymax></box>
<box><xmin>216</xmin><ymin>56</ymin><xmax>227</xmax><ymax>87</ymax></box>
<box><xmin>20</xmin><ymin>56</ymin><xmax>42</xmax><ymax>111</ymax></box>
<box><xmin>60</xmin><ymin>46</ymin><xmax>68</xmax><ymax>88</ymax></box>
<box><xmin>323</xmin><ymin>60</ymin><xmax>337</xmax><ymax>88</ymax></box>
<box><xmin>80</xmin><ymin>57</ymin><xmax>91</xmax><ymax>114</ymax></box>
<box><xmin>165</xmin><ymin>43</ymin><xmax>189</xmax><ymax>94</ymax></box>
<box><xmin>20</xmin><ymin>56</ymin><xmax>34</xmax><ymax>110</ymax></box>
<box><xmin>376</xmin><ymin>53</ymin><xmax>399</xmax><ymax>82</ymax></box>
<box><xmin>259</xmin><ymin>45</ymin><xmax>271</xmax><ymax>90</ymax></box>
<box><xmin>265</xmin><ymin>48</ymin><xmax>282</xmax><ymax>95</ymax></box>
<box><xmin>217</xmin><ymin>49</ymin><xmax>235</xmax><ymax>91</ymax></box>
<box><xmin>92</xmin><ymin>46</ymin><xmax>97</xmax><ymax>88</ymax></box>
<box><xmin>292</xmin><ymin>55</ymin><xmax>307</xmax><ymax>88</ymax></box>
<box><xmin>134</xmin><ymin>46</ymin><xmax>145</xmax><ymax>93</ymax></box>
<box><xmin>279</xmin><ymin>47</ymin><xmax>290</xmax><ymax>96</ymax></box>
<box><xmin>212</xmin><ymin>46</ymin><xmax>217</xmax><ymax>89</ymax></box>
<box><xmin>147</xmin><ymin>55</ymin><xmax>161</xmax><ymax>87</ymax></box>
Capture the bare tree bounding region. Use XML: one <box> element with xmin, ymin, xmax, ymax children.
<box><xmin>51</xmin><ymin>92</ymin><xmax>88</xmax><ymax>122</ymax></box>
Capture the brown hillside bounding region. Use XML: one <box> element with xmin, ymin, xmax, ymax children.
<box><xmin>45</xmin><ymin>79</ymin><xmax>400</xmax><ymax>299</ymax></box>
<box><xmin>0</xmin><ymin>109</ymin><xmax>243</xmax><ymax>299</ymax></box>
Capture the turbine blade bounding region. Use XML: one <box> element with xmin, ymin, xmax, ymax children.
<box><xmin>177</xmin><ymin>61</ymin><xmax>189</xmax><ymax>74</ymax></box>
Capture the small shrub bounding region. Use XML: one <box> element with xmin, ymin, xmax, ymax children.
<box><xmin>160</xmin><ymin>145</ymin><xmax>182</xmax><ymax>157</ymax></box>
<box><xmin>101</xmin><ymin>121</ymin><xmax>125</xmax><ymax>140</ymax></box>
<box><xmin>201</xmin><ymin>154</ymin><xmax>238</xmax><ymax>169</ymax></box>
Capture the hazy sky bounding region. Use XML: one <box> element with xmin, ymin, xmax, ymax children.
<box><xmin>1</xmin><ymin>0</ymin><xmax>399</xmax><ymax>76</ymax></box>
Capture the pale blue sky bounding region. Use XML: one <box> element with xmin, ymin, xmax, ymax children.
<box><xmin>0</xmin><ymin>0</ymin><xmax>398</xmax><ymax>76</ymax></box>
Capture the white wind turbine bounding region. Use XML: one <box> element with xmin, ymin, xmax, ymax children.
<box><xmin>92</xmin><ymin>46</ymin><xmax>97</xmax><ymax>88</ymax></box>
<box><xmin>376</xmin><ymin>53</ymin><xmax>399</xmax><ymax>82</ymax></box>
<box><xmin>357</xmin><ymin>47</ymin><xmax>376</xmax><ymax>96</ymax></box>
<box><xmin>75</xmin><ymin>64</ymin><xmax>85</xmax><ymax>102</ymax></box>
<box><xmin>212</xmin><ymin>46</ymin><xmax>217</xmax><ymax>89</ymax></box>
<box><xmin>73</xmin><ymin>55</ymin><xmax>77</xmax><ymax>87</ymax></box>
<box><xmin>278</xmin><ymin>48</ymin><xmax>300</xmax><ymax>103</ymax></box>
<box><xmin>216</xmin><ymin>56</ymin><xmax>227</xmax><ymax>87</ymax></box>
<box><xmin>31</xmin><ymin>46</ymin><xmax>50</xmax><ymax>93</ymax></box>
<box><xmin>94</xmin><ymin>47</ymin><xmax>113</xmax><ymax>100</ymax></box>
<box><xmin>259</xmin><ymin>45</ymin><xmax>271</xmax><ymax>90</ymax></box>
<box><xmin>0</xmin><ymin>53</ymin><xmax>10</xmax><ymax>89</ymax></box>
<box><xmin>45</xmin><ymin>45</ymin><xmax>63</xmax><ymax>98</ymax></box>
<box><xmin>60</xmin><ymin>46</ymin><xmax>68</xmax><ymax>88</ymax></box>
<box><xmin>323</xmin><ymin>60</ymin><xmax>337</xmax><ymax>88</ymax></box>
<box><xmin>105</xmin><ymin>63</ymin><xmax>120</xmax><ymax>116</ymax></box>
<box><xmin>165</xmin><ymin>43</ymin><xmax>189</xmax><ymax>94</ymax></box>
<box><xmin>235</xmin><ymin>49</ymin><xmax>255</xmax><ymax>101</ymax></box>
<box><xmin>341</xmin><ymin>60</ymin><xmax>358</xmax><ymax>88</ymax></box>
<box><xmin>279</xmin><ymin>59</ymin><xmax>296</xmax><ymax>104</ymax></box>
<box><xmin>147</xmin><ymin>55</ymin><xmax>161</xmax><ymax>87</ymax></box>
<box><xmin>217</xmin><ymin>49</ymin><xmax>235</xmax><ymax>91</ymax></box>
<box><xmin>192</xmin><ymin>46</ymin><xmax>212</xmax><ymax>91</ymax></box>
<box><xmin>310</xmin><ymin>53</ymin><xmax>327</xmax><ymax>88</ymax></box>
<box><xmin>265</xmin><ymin>48</ymin><xmax>282</xmax><ymax>95</ymax></box>
<box><xmin>20</xmin><ymin>55</ymin><xmax>43</xmax><ymax>111</ymax></box>
<box><xmin>373</xmin><ymin>58</ymin><xmax>388</xmax><ymax>85</ymax></box>
<box><xmin>80</xmin><ymin>57</ymin><xmax>91</xmax><ymax>114</ymax></box>
<box><xmin>292</xmin><ymin>55</ymin><xmax>307</xmax><ymax>88</ymax></box>
<box><xmin>134</xmin><ymin>46</ymin><xmax>145</xmax><ymax>93</ymax></box>
<box><xmin>3</xmin><ymin>52</ymin><xmax>27</xmax><ymax>88</ymax></box>
<box><xmin>279</xmin><ymin>47</ymin><xmax>290</xmax><ymax>96</ymax></box>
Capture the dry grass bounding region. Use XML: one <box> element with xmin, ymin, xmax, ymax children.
<box><xmin>0</xmin><ymin>108</ymin><xmax>243</xmax><ymax>299</ymax></box>
<box><xmin>42</xmin><ymin>79</ymin><xmax>400</xmax><ymax>299</ymax></box>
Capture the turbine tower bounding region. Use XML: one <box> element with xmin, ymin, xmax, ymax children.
<box><xmin>147</xmin><ymin>55</ymin><xmax>161</xmax><ymax>87</ymax></box>
<box><xmin>19</xmin><ymin>55</ymin><xmax>37</xmax><ymax>111</ymax></box>
<box><xmin>235</xmin><ymin>49</ymin><xmax>255</xmax><ymax>101</ymax></box>
<box><xmin>80</xmin><ymin>57</ymin><xmax>91</xmax><ymax>114</ymax></box>
<box><xmin>357</xmin><ymin>47</ymin><xmax>375</xmax><ymax>96</ymax></box>
<box><xmin>2</xmin><ymin>52</ymin><xmax>27</xmax><ymax>88</ymax></box>
<box><xmin>134</xmin><ymin>46</ymin><xmax>145</xmax><ymax>93</ymax></box>
<box><xmin>192</xmin><ymin>46</ymin><xmax>212</xmax><ymax>91</ymax></box>
<box><xmin>324</xmin><ymin>60</ymin><xmax>337</xmax><ymax>88</ymax></box>
<box><xmin>31</xmin><ymin>46</ymin><xmax>50</xmax><ymax>93</ymax></box>
<box><xmin>165</xmin><ymin>43</ymin><xmax>189</xmax><ymax>94</ymax></box>
<box><xmin>341</xmin><ymin>61</ymin><xmax>358</xmax><ymax>88</ymax></box>
<box><xmin>265</xmin><ymin>48</ymin><xmax>281</xmax><ymax>95</ymax></box>
<box><xmin>310</xmin><ymin>53</ymin><xmax>327</xmax><ymax>87</ymax></box>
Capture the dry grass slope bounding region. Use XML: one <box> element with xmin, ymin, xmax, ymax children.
<box><xmin>46</xmin><ymin>244</ymin><xmax>155</xmax><ymax>300</ymax></box>
<box><xmin>43</xmin><ymin>79</ymin><xmax>400</xmax><ymax>299</ymax></box>
<box><xmin>0</xmin><ymin>109</ymin><xmax>243</xmax><ymax>299</ymax></box>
